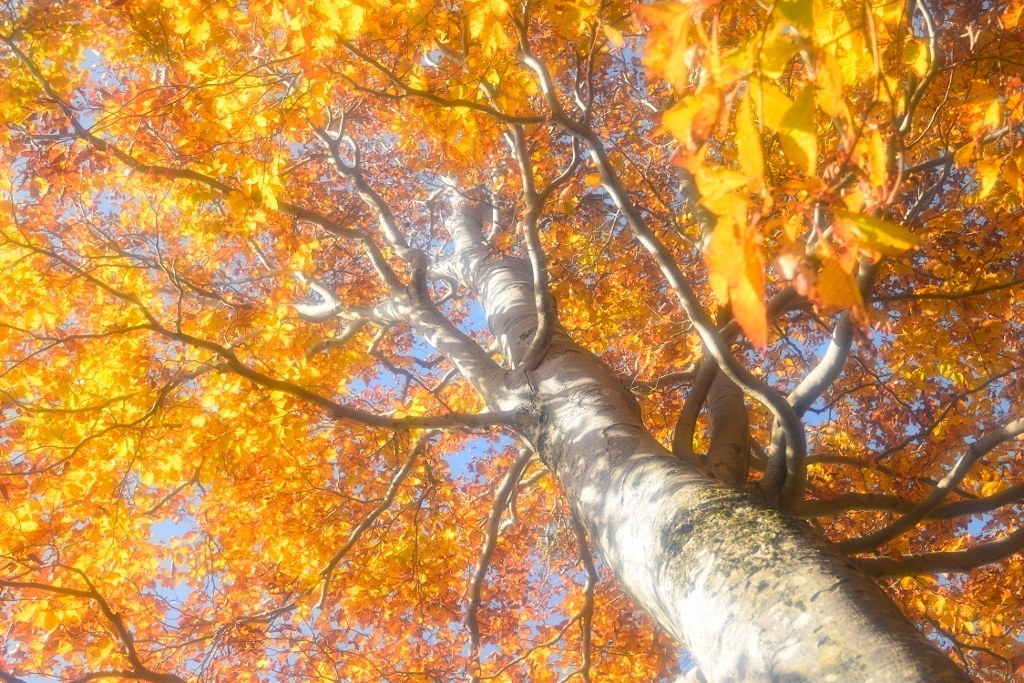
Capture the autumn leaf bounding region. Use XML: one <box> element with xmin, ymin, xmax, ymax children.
<box><xmin>833</xmin><ymin>210</ymin><xmax>921</xmax><ymax>256</ymax></box>
<box><xmin>704</xmin><ymin>207</ymin><xmax>768</xmax><ymax>348</ymax></box>
<box><xmin>776</xmin><ymin>0</ymin><xmax>813</xmax><ymax>34</ymax></box>
<box><xmin>976</xmin><ymin>156</ymin><xmax>1003</xmax><ymax>198</ymax></box>
<box><xmin>816</xmin><ymin>256</ymin><xmax>864</xmax><ymax>313</ymax></box>
<box><xmin>779</xmin><ymin>86</ymin><xmax>817</xmax><ymax>176</ymax></box>
<box><xmin>634</xmin><ymin>2</ymin><xmax>697</xmax><ymax>92</ymax></box>
<box><xmin>735</xmin><ymin>93</ymin><xmax>765</xmax><ymax>189</ymax></box>
<box><xmin>603</xmin><ymin>24</ymin><xmax>625</xmax><ymax>48</ymax></box>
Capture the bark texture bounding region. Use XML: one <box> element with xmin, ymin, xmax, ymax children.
<box><xmin>438</xmin><ymin>207</ymin><xmax>968</xmax><ymax>682</ymax></box>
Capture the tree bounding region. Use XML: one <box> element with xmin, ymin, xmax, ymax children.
<box><xmin>1</xmin><ymin>0</ymin><xmax>1022</xmax><ymax>679</ymax></box>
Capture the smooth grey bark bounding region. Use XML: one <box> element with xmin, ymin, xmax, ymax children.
<box><xmin>705</xmin><ymin>369</ymin><xmax>751</xmax><ymax>486</ymax></box>
<box><xmin>430</xmin><ymin>204</ymin><xmax>969</xmax><ymax>682</ymax></box>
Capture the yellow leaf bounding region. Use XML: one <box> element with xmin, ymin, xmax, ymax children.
<box><xmin>903</xmin><ymin>40</ymin><xmax>931</xmax><ymax>79</ymax></box>
<box><xmin>1003</xmin><ymin>156</ymin><xmax>1021</xmax><ymax>199</ymax></box>
<box><xmin>1005</xmin><ymin>0</ymin><xmax>1024</xmax><ymax>28</ymax></box>
<box><xmin>815</xmin><ymin>49</ymin><xmax>845</xmax><ymax>118</ymax></box>
<box><xmin>983</xmin><ymin>99</ymin><xmax>1001</xmax><ymax>129</ymax></box>
<box><xmin>634</xmin><ymin>2</ymin><xmax>695</xmax><ymax>92</ymax></box>
<box><xmin>869</xmin><ymin>129</ymin><xmax>887</xmax><ymax>189</ymax></box>
<box><xmin>662</xmin><ymin>90</ymin><xmax>721</xmax><ymax>150</ymax></box>
<box><xmin>735</xmin><ymin>95</ymin><xmax>764</xmax><ymax>189</ymax></box>
<box><xmin>749</xmin><ymin>80</ymin><xmax>793</xmax><ymax>131</ymax></box>
<box><xmin>779</xmin><ymin>86</ymin><xmax>817</xmax><ymax>175</ymax></box>
<box><xmin>980</xmin><ymin>480</ymin><xmax>1005</xmax><ymax>496</ymax></box>
<box><xmin>777</xmin><ymin>0</ymin><xmax>813</xmax><ymax>33</ymax></box>
<box><xmin>755</xmin><ymin>31</ymin><xmax>800</xmax><ymax>79</ymax></box>
<box><xmin>695</xmin><ymin>167</ymin><xmax>748</xmax><ymax>212</ymax></box>
<box><xmin>976</xmin><ymin>157</ymin><xmax>1002</xmax><ymax>198</ymax></box>
<box><xmin>834</xmin><ymin>210</ymin><xmax>921</xmax><ymax>255</ymax></box>
<box><xmin>953</xmin><ymin>140</ymin><xmax>974</xmax><ymax>166</ymax></box>
<box><xmin>603</xmin><ymin>25</ymin><xmax>625</xmax><ymax>48</ymax></box>
<box><xmin>190</xmin><ymin>19</ymin><xmax>212</xmax><ymax>43</ymax></box>
<box><xmin>584</xmin><ymin>173</ymin><xmax>603</xmax><ymax>189</ymax></box>
<box><xmin>42</xmin><ymin>609</ymin><xmax>59</xmax><ymax>633</ymax></box>
<box><xmin>817</xmin><ymin>257</ymin><xmax>864</xmax><ymax>312</ymax></box>
<box><xmin>704</xmin><ymin>209</ymin><xmax>767</xmax><ymax>348</ymax></box>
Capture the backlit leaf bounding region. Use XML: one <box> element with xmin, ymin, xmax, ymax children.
<box><xmin>977</xmin><ymin>157</ymin><xmax>1002</xmax><ymax>198</ymax></box>
<box><xmin>834</xmin><ymin>210</ymin><xmax>921</xmax><ymax>254</ymax></box>
<box><xmin>779</xmin><ymin>86</ymin><xmax>817</xmax><ymax>175</ymax></box>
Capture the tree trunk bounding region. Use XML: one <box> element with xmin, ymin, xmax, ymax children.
<box><xmin>437</xmin><ymin>205</ymin><xmax>969</xmax><ymax>682</ymax></box>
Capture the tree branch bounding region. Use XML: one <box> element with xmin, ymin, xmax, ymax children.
<box><xmin>466</xmin><ymin>448</ymin><xmax>535</xmax><ymax>681</ymax></box>
<box><xmin>311</xmin><ymin>121</ymin><xmax>418</xmax><ymax>270</ymax></box>
<box><xmin>840</xmin><ymin>417</ymin><xmax>1024</xmax><ymax>554</ymax></box>
<box><xmin>318</xmin><ymin>431</ymin><xmax>433</xmax><ymax>608</ymax></box>
<box><xmin>337</xmin><ymin>40</ymin><xmax>545</xmax><ymax>126</ymax></box>
<box><xmin>856</xmin><ymin>527</ymin><xmax>1024</xmax><ymax>578</ymax></box>
<box><xmin>794</xmin><ymin>482</ymin><xmax>1024</xmax><ymax>519</ymax></box>
<box><xmin>0</xmin><ymin>33</ymin><xmax>402</xmax><ymax>292</ymax></box>
<box><xmin>18</xmin><ymin>235</ymin><xmax>511</xmax><ymax>432</ymax></box>
<box><xmin>705</xmin><ymin>369</ymin><xmax>751</xmax><ymax>485</ymax></box>
<box><xmin>787</xmin><ymin>311</ymin><xmax>856</xmax><ymax>416</ymax></box>
<box><xmin>871</xmin><ymin>278</ymin><xmax>1024</xmax><ymax>303</ymax></box>
<box><xmin>0</xmin><ymin>569</ymin><xmax>188</xmax><ymax>683</ymax></box>
<box><xmin>874</xmin><ymin>366</ymin><xmax>1023</xmax><ymax>462</ymax></box>
<box><xmin>559</xmin><ymin>510</ymin><xmax>599</xmax><ymax>683</ymax></box>
<box><xmin>672</xmin><ymin>358</ymin><xmax>715</xmax><ymax>466</ymax></box>
<box><xmin>478</xmin><ymin>80</ymin><xmax>579</xmax><ymax>373</ymax></box>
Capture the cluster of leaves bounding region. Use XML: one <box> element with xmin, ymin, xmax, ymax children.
<box><xmin>0</xmin><ymin>0</ymin><xmax>1022</xmax><ymax>680</ymax></box>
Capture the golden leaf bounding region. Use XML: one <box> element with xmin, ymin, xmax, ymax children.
<box><xmin>735</xmin><ymin>94</ymin><xmax>765</xmax><ymax>189</ymax></box>
<box><xmin>779</xmin><ymin>86</ymin><xmax>817</xmax><ymax>176</ymax></box>
<box><xmin>976</xmin><ymin>156</ymin><xmax>1002</xmax><ymax>198</ymax></box>
<box><xmin>749</xmin><ymin>79</ymin><xmax>793</xmax><ymax>131</ymax></box>
<box><xmin>834</xmin><ymin>210</ymin><xmax>921</xmax><ymax>255</ymax></box>
<box><xmin>817</xmin><ymin>256</ymin><xmax>864</xmax><ymax>312</ymax></box>
<box><xmin>953</xmin><ymin>140</ymin><xmax>975</xmax><ymax>166</ymax></box>
<box><xmin>704</xmin><ymin>207</ymin><xmax>767</xmax><ymax>348</ymax></box>
<box><xmin>603</xmin><ymin>24</ymin><xmax>625</xmax><ymax>48</ymax></box>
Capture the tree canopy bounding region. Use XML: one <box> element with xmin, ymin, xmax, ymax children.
<box><xmin>1</xmin><ymin>0</ymin><xmax>1023</xmax><ymax>680</ymax></box>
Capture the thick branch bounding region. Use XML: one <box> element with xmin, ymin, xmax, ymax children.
<box><xmin>856</xmin><ymin>528</ymin><xmax>1024</xmax><ymax>578</ymax></box>
<box><xmin>311</xmin><ymin>124</ymin><xmax>418</xmax><ymax>267</ymax></box>
<box><xmin>705</xmin><ymin>369</ymin><xmax>750</xmax><ymax>485</ymax></box>
<box><xmin>672</xmin><ymin>359</ymin><xmax>715</xmax><ymax>465</ymax></box>
<box><xmin>794</xmin><ymin>483</ymin><xmax>1024</xmax><ymax>519</ymax></box>
<box><xmin>788</xmin><ymin>311</ymin><xmax>855</xmax><ymax>416</ymax></box>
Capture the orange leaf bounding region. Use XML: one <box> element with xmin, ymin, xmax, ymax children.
<box><xmin>704</xmin><ymin>210</ymin><xmax>767</xmax><ymax>348</ymax></box>
<box><xmin>816</xmin><ymin>257</ymin><xmax>864</xmax><ymax>313</ymax></box>
<box><xmin>633</xmin><ymin>3</ymin><xmax>696</xmax><ymax>92</ymax></box>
